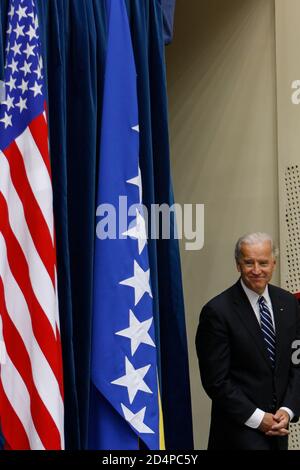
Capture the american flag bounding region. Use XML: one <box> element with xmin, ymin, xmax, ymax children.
<box><xmin>0</xmin><ymin>0</ymin><xmax>64</xmax><ymax>449</ymax></box>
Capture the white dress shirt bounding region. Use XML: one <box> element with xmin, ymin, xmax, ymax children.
<box><xmin>240</xmin><ymin>280</ymin><xmax>294</xmax><ymax>428</ymax></box>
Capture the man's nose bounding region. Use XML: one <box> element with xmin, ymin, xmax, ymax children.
<box><xmin>252</xmin><ymin>262</ymin><xmax>261</xmax><ymax>274</ymax></box>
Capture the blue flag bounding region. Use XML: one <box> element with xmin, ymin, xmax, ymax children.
<box><xmin>89</xmin><ymin>0</ymin><xmax>161</xmax><ymax>450</ymax></box>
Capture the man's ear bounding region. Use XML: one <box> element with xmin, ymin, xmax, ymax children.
<box><xmin>236</xmin><ymin>262</ymin><xmax>241</xmax><ymax>273</ymax></box>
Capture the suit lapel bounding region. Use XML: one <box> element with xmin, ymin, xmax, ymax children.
<box><xmin>232</xmin><ymin>281</ymin><xmax>273</xmax><ymax>369</ymax></box>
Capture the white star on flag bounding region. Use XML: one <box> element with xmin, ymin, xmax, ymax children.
<box><xmin>11</xmin><ymin>41</ymin><xmax>21</xmax><ymax>56</ymax></box>
<box><xmin>18</xmin><ymin>79</ymin><xmax>29</xmax><ymax>94</ymax></box>
<box><xmin>15</xmin><ymin>97</ymin><xmax>27</xmax><ymax>113</ymax></box>
<box><xmin>14</xmin><ymin>23</ymin><xmax>25</xmax><ymax>39</ymax></box>
<box><xmin>121</xmin><ymin>404</ymin><xmax>155</xmax><ymax>434</ymax></box>
<box><xmin>26</xmin><ymin>25</ymin><xmax>38</xmax><ymax>41</ymax></box>
<box><xmin>8</xmin><ymin>5</ymin><xmax>14</xmax><ymax>17</ymax></box>
<box><xmin>3</xmin><ymin>95</ymin><xmax>15</xmax><ymax>111</ymax></box>
<box><xmin>15</xmin><ymin>5</ymin><xmax>27</xmax><ymax>21</ymax></box>
<box><xmin>20</xmin><ymin>61</ymin><xmax>32</xmax><ymax>76</ymax></box>
<box><xmin>34</xmin><ymin>66</ymin><xmax>43</xmax><ymax>80</ymax></box>
<box><xmin>119</xmin><ymin>260</ymin><xmax>152</xmax><ymax>306</ymax></box>
<box><xmin>127</xmin><ymin>168</ymin><xmax>142</xmax><ymax>204</ymax></box>
<box><xmin>0</xmin><ymin>113</ymin><xmax>12</xmax><ymax>129</ymax></box>
<box><xmin>30</xmin><ymin>81</ymin><xmax>42</xmax><ymax>97</ymax></box>
<box><xmin>34</xmin><ymin>15</ymin><xmax>39</xmax><ymax>30</ymax></box>
<box><xmin>23</xmin><ymin>43</ymin><xmax>36</xmax><ymax>60</ymax></box>
<box><xmin>131</xmin><ymin>124</ymin><xmax>139</xmax><ymax>133</ymax></box>
<box><xmin>115</xmin><ymin>309</ymin><xmax>155</xmax><ymax>355</ymax></box>
<box><xmin>111</xmin><ymin>357</ymin><xmax>152</xmax><ymax>404</ymax></box>
<box><xmin>8</xmin><ymin>58</ymin><xmax>18</xmax><ymax>74</ymax></box>
<box><xmin>7</xmin><ymin>76</ymin><xmax>16</xmax><ymax>92</ymax></box>
<box><xmin>122</xmin><ymin>209</ymin><xmax>147</xmax><ymax>255</ymax></box>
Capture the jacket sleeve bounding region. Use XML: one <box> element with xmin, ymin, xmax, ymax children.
<box><xmin>196</xmin><ymin>303</ymin><xmax>257</xmax><ymax>425</ymax></box>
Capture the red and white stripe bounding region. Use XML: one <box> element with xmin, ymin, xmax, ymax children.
<box><xmin>0</xmin><ymin>111</ymin><xmax>64</xmax><ymax>449</ymax></box>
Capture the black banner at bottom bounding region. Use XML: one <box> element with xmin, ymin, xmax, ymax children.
<box><xmin>0</xmin><ymin>450</ymin><xmax>299</xmax><ymax>466</ymax></box>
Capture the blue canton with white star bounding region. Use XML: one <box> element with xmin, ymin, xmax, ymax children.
<box><xmin>0</xmin><ymin>0</ymin><xmax>45</xmax><ymax>152</ymax></box>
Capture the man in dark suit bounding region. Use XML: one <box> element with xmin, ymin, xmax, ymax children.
<box><xmin>196</xmin><ymin>232</ymin><xmax>300</xmax><ymax>450</ymax></box>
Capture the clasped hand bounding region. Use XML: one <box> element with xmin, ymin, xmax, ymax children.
<box><xmin>259</xmin><ymin>410</ymin><xmax>290</xmax><ymax>436</ymax></box>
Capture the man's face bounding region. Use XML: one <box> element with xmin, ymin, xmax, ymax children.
<box><xmin>236</xmin><ymin>240</ymin><xmax>276</xmax><ymax>295</ymax></box>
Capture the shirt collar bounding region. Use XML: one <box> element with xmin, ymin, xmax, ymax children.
<box><xmin>240</xmin><ymin>279</ymin><xmax>271</xmax><ymax>309</ymax></box>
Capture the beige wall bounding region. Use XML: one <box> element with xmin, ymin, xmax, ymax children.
<box><xmin>275</xmin><ymin>0</ymin><xmax>300</xmax><ymax>294</ymax></box>
<box><xmin>166</xmin><ymin>0</ymin><xmax>279</xmax><ymax>449</ymax></box>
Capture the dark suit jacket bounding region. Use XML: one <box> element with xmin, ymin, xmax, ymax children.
<box><xmin>196</xmin><ymin>281</ymin><xmax>300</xmax><ymax>450</ymax></box>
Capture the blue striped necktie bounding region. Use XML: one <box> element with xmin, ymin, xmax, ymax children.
<box><xmin>258</xmin><ymin>296</ymin><xmax>276</xmax><ymax>367</ymax></box>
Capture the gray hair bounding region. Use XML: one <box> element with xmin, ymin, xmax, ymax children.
<box><xmin>235</xmin><ymin>232</ymin><xmax>278</xmax><ymax>262</ymax></box>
